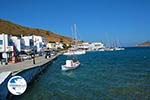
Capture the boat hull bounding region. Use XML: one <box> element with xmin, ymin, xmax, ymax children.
<box><xmin>61</xmin><ymin>61</ymin><xmax>80</xmax><ymax>71</ymax></box>
<box><xmin>63</xmin><ymin>50</ymin><xmax>86</xmax><ymax>56</ymax></box>
<box><xmin>114</xmin><ymin>47</ymin><xmax>125</xmax><ymax>51</ymax></box>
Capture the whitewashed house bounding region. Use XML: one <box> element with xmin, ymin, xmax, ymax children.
<box><xmin>32</xmin><ymin>35</ymin><xmax>47</xmax><ymax>52</ymax></box>
<box><xmin>11</xmin><ymin>36</ymin><xmax>24</xmax><ymax>52</ymax></box>
<box><xmin>21</xmin><ymin>36</ymin><xmax>34</xmax><ymax>48</ymax></box>
<box><xmin>47</xmin><ymin>42</ymin><xmax>56</xmax><ymax>49</ymax></box>
<box><xmin>78</xmin><ymin>42</ymin><xmax>105</xmax><ymax>51</ymax></box>
<box><xmin>21</xmin><ymin>35</ymin><xmax>46</xmax><ymax>52</ymax></box>
<box><xmin>46</xmin><ymin>42</ymin><xmax>64</xmax><ymax>50</ymax></box>
<box><xmin>0</xmin><ymin>34</ymin><xmax>14</xmax><ymax>60</ymax></box>
<box><xmin>55</xmin><ymin>42</ymin><xmax>64</xmax><ymax>49</ymax></box>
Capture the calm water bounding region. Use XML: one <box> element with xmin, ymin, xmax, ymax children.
<box><xmin>13</xmin><ymin>47</ymin><xmax>150</xmax><ymax>100</ymax></box>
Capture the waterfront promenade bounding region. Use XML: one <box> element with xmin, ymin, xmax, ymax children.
<box><xmin>0</xmin><ymin>53</ymin><xmax>62</xmax><ymax>84</ymax></box>
<box><xmin>0</xmin><ymin>53</ymin><xmax>61</xmax><ymax>73</ymax></box>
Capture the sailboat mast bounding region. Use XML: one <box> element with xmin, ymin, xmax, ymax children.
<box><xmin>74</xmin><ymin>24</ymin><xmax>78</xmax><ymax>47</ymax></box>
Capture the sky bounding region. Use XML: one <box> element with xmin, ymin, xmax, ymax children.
<box><xmin>0</xmin><ymin>0</ymin><xmax>150</xmax><ymax>46</ymax></box>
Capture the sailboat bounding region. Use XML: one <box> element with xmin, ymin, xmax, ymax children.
<box><xmin>61</xmin><ymin>24</ymin><xmax>80</xmax><ymax>71</ymax></box>
<box><xmin>63</xmin><ymin>24</ymin><xmax>86</xmax><ymax>56</ymax></box>
<box><xmin>113</xmin><ymin>40</ymin><xmax>125</xmax><ymax>51</ymax></box>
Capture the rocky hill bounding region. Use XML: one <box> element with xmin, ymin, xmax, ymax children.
<box><xmin>0</xmin><ymin>19</ymin><xmax>72</xmax><ymax>44</ymax></box>
<box><xmin>137</xmin><ymin>41</ymin><xmax>150</xmax><ymax>47</ymax></box>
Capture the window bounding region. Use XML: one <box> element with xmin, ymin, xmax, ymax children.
<box><xmin>8</xmin><ymin>39</ymin><xmax>13</xmax><ymax>46</ymax></box>
<box><xmin>0</xmin><ymin>40</ymin><xmax>3</xmax><ymax>45</ymax></box>
<box><xmin>30</xmin><ymin>39</ymin><xmax>34</xmax><ymax>46</ymax></box>
<box><xmin>39</xmin><ymin>43</ymin><xmax>42</xmax><ymax>48</ymax></box>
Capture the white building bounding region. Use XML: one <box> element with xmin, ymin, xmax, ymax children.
<box><xmin>32</xmin><ymin>35</ymin><xmax>46</xmax><ymax>52</ymax></box>
<box><xmin>78</xmin><ymin>42</ymin><xmax>105</xmax><ymax>51</ymax></box>
<box><xmin>0</xmin><ymin>34</ymin><xmax>14</xmax><ymax>60</ymax></box>
<box><xmin>46</xmin><ymin>42</ymin><xmax>64</xmax><ymax>50</ymax></box>
<box><xmin>21</xmin><ymin>35</ymin><xmax>46</xmax><ymax>52</ymax></box>
<box><xmin>55</xmin><ymin>42</ymin><xmax>64</xmax><ymax>49</ymax></box>
<box><xmin>11</xmin><ymin>36</ymin><xmax>24</xmax><ymax>52</ymax></box>
<box><xmin>78</xmin><ymin>42</ymin><xmax>90</xmax><ymax>50</ymax></box>
<box><xmin>47</xmin><ymin>42</ymin><xmax>56</xmax><ymax>49</ymax></box>
<box><xmin>21</xmin><ymin>36</ymin><xmax>34</xmax><ymax>48</ymax></box>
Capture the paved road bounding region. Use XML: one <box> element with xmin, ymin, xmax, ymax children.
<box><xmin>0</xmin><ymin>53</ymin><xmax>61</xmax><ymax>73</ymax></box>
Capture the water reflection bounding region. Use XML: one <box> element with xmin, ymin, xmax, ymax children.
<box><xmin>61</xmin><ymin>71</ymin><xmax>76</xmax><ymax>78</ymax></box>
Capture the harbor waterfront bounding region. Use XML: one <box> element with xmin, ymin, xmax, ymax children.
<box><xmin>0</xmin><ymin>53</ymin><xmax>62</xmax><ymax>73</ymax></box>
<box><xmin>11</xmin><ymin>47</ymin><xmax>150</xmax><ymax>100</ymax></box>
<box><xmin>0</xmin><ymin>52</ymin><xmax>62</xmax><ymax>100</ymax></box>
<box><xmin>1</xmin><ymin>0</ymin><xmax>150</xmax><ymax>100</ymax></box>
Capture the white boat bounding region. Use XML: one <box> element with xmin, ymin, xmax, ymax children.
<box><xmin>98</xmin><ymin>49</ymin><xmax>105</xmax><ymax>51</ymax></box>
<box><xmin>63</xmin><ymin>50</ymin><xmax>86</xmax><ymax>55</ymax></box>
<box><xmin>114</xmin><ymin>47</ymin><xmax>125</xmax><ymax>51</ymax></box>
<box><xmin>63</xmin><ymin>24</ymin><xmax>86</xmax><ymax>56</ymax></box>
<box><xmin>61</xmin><ymin>60</ymin><xmax>80</xmax><ymax>71</ymax></box>
<box><xmin>104</xmin><ymin>48</ymin><xmax>114</xmax><ymax>51</ymax></box>
<box><xmin>113</xmin><ymin>40</ymin><xmax>125</xmax><ymax>51</ymax></box>
<box><xmin>62</xmin><ymin>24</ymin><xmax>81</xmax><ymax>71</ymax></box>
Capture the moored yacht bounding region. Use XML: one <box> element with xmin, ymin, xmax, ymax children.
<box><xmin>63</xmin><ymin>49</ymin><xmax>86</xmax><ymax>55</ymax></box>
<box><xmin>104</xmin><ymin>48</ymin><xmax>114</xmax><ymax>51</ymax></box>
<box><xmin>114</xmin><ymin>47</ymin><xmax>125</xmax><ymax>51</ymax></box>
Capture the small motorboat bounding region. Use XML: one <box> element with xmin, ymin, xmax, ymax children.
<box><xmin>62</xmin><ymin>24</ymin><xmax>81</xmax><ymax>71</ymax></box>
<box><xmin>61</xmin><ymin>60</ymin><xmax>80</xmax><ymax>71</ymax></box>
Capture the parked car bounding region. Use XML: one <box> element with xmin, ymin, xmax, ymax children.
<box><xmin>45</xmin><ymin>51</ymin><xmax>51</xmax><ymax>58</ymax></box>
<box><xmin>19</xmin><ymin>51</ymin><xmax>31</xmax><ymax>60</ymax></box>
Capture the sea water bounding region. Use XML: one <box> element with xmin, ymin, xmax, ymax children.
<box><xmin>13</xmin><ymin>47</ymin><xmax>150</xmax><ymax>100</ymax></box>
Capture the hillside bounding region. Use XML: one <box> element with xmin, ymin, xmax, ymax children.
<box><xmin>0</xmin><ymin>19</ymin><xmax>72</xmax><ymax>44</ymax></box>
<box><xmin>137</xmin><ymin>41</ymin><xmax>150</xmax><ymax>47</ymax></box>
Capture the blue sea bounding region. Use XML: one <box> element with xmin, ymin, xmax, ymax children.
<box><xmin>13</xmin><ymin>47</ymin><xmax>150</xmax><ymax>100</ymax></box>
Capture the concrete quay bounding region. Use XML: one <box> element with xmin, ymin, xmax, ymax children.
<box><xmin>0</xmin><ymin>52</ymin><xmax>62</xmax><ymax>100</ymax></box>
<box><xmin>0</xmin><ymin>53</ymin><xmax>62</xmax><ymax>84</ymax></box>
<box><xmin>0</xmin><ymin>53</ymin><xmax>61</xmax><ymax>73</ymax></box>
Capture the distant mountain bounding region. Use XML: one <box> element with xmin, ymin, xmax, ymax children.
<box><xmin>0</xmin><ymin>19</ymin><xmax>72</xmax><ymax>44</ymax></box>
<box><xmin>137</xmin><ymin>41</ymin><xmax>150</xmax><ymax>47</ymax></box>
